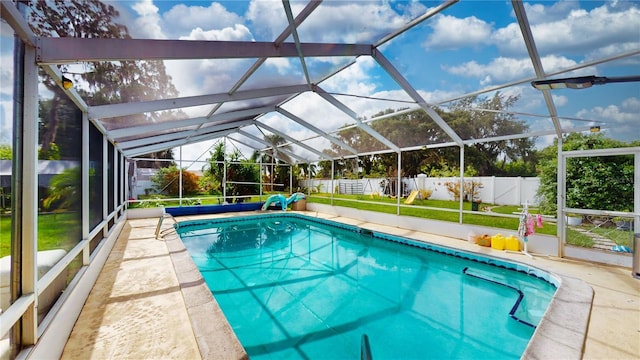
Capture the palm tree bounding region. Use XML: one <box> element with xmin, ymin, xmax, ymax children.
<box><xmin>298</xmin><ymin>163</ymin><xmax>317</xmax><ymax>179</ymax></box>
<box><xmin>263</xmin><ymin>134</ymin><xmax>291</xmax><ymax>191</ymax></box>
<box><xmin>42</xmin><ymin>167</ymin><xmax>82</xmax><ymax>211</ymax></box>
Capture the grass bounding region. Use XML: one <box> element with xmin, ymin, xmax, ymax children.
<box><xmin>308</xmin><ymin>193</ymin><xmax>557</xmax><ymax>236</ymax></box>
<box><xmin>1</xmin><ymin>212</ymin><xmax>81</xmax><ymax>258</ymax></box>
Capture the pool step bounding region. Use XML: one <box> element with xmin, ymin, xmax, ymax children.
<box><xmin>462</xmin><ymin>267</ymin><xmax>536</xmax><ymax>329</ymax></box>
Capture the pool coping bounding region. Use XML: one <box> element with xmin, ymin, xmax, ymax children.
<box><xmin>164</xmin><ymin>228</ymin><xmax>249</xmax><ymax>359</ymax></box>
<box><xmin>165</xmin><ymin>211</ymin><xmax>594</xmax><ymax>360</ymax></box>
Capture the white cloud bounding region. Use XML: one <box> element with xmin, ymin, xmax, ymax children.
<box><xmin>131</xmin><ymin>0</ymin><xmax>166</xmax><ymax>39</ymax></box>
<box><xmin>322</xmin><ymin>57</ymin><xmax>377</xmax><ymax>95</ymax></box>
<box><xmin>621</xmin><ymin>97</ymin><xmax>640</xmax><ymax>112</ymax></box>
<box><xmin>523</xmin><ymin>1</ymin><xmax>580</xmax><ymax>24</ymax></box>
<box><xmin>494</xmin><ymin>4</ymin><xmax>640</xmax><ymax>57</ymax></box>
<box><xmin>552</xmin><ymin>94</ymin><xmax>568</xmax><ymax>107</ymax></box>
<box><xmin>0</xmin><ymin>53</ymin><xmax>13</xmax><ymax>99</ymax></box>
<box><xmin>288</xmin><ymin>2</ymin><xmax>414</xmax><ymax>43</ymax></box>
<box><xmin>423</xmin><ymin>15</ymin><xmax>493</xmax><ymax>50</ymax></box>
<box><xmin>442</xmin><ymin>54</ymin><xmax>598</xmax><ymax>86</ymax></box>
<box><xmin>245</xmin><ymin>0</ymin><xmax>290</xmax><ymax>40</ymax></box>
<box><xmin>180</xmin><ymin>24</ymin><xmax>253</xmax><ymax>41</ymax></box>
<box><xmin>443</xmin><ymin>57</ymin><xmax>535</xmax><ymax>83</ymax></box>
<box><xmin>0</xmin><ymin>102</ymin><xmax>11</xmax><ymax>144</ymax></box>
<box><xmin>164</xmin><ymin>2</ymin><xmax>244</xmax><ymax>37</ymax></box>
<box><xmin>264</xmin><ymin>58</ymin><xmax>294</xmax><ymax>76</ymax></box>
<box><xmin>576</xmin><ymin>97</ymin><xmax>640</xmax><ymax>141</ymax></box>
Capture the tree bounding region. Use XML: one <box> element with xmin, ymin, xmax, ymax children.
<box><xmin>446</xmin><ymin>93</ymin><xmax>535</xmax><ymax>176</ymax></box>
<box><xmin>536</xmin><ymin>133</ymin><xmax>636</xmax><ymax>215</ymax></box>
<box><xmin>261</xmin><ymin>134</ymin><xmax>291</xmax><ymax>190</ymax></box>
<box><xmin>0</xmin><ymin>144</ymin><xmax>12</xmax><ymax>160</ymax></box>
<box><xmin>29</xmin><ymin>0</ymin><xmax>180</xmax><ymax>162</ymax></box>
<box><xmin>37</xmin><ymin>98</ymin><xmax>82</xmax><ymax>160</ymax></box>
<box><xmin>203</xmin><ymin>143</ymin><xmax>259</xmax><ymax>200</ymax></box>
<box><xmin>150</xmin><ymin>165</ymin><xmax>200</xmax><ymax>196</ymax></box>
<box><xmin>327</xmin><ymin>93</ymin><xmax>536</xmax><ymax>178</ymax></box>
<box><xmin>41</xmin><ymin>167</ymin><xmax>82</xmax><ymax>211</ymax></box>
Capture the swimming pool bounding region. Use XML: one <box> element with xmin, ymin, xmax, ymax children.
<box><xmin>176</xmin><ymin>213</ymin><xmax>557</xmax><ymax>359</ymax></box>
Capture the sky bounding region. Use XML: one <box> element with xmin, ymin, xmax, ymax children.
<box><xmin>1</xmin><ymin>0</ymin><xmax>639</xmax><ymax>166</ymax></box>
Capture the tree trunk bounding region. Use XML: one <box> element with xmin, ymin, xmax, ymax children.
<box><xmin>40</xmin><ymin>96</ymin><xmax>60</xmax><ymax>156</ymax></box>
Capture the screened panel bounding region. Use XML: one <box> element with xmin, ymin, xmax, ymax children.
<box><xmin>108</xmin><ymin>142</ymin><xmax>115</xmax><ymax>214</ymax></box>
<box><xmin>36</xmin><ymin>96</ymin><xmax>83</xmax><ymax>324</ymax></box>
<box><xmin>235</xmin><ymin>58</ymin><xmax>307</xmax><ymax>91</ymax></box>
<box><xmin>279</xmin><ymin>92</ymin><xmax>359</xmax><ymax>133</ymax></box>
<box><xmin>367</xmin><ymin>108</ymin><xmax>451</xmax><ymax>149</ymax></box>
<box><xmin>89</xmin><ymin>123</ymin><xmax>104</xmax><ymax>231</ymax></box>
<box><xmin>100</xmin><ymin>105</ymin><xmax>209</xmax><ymax>131</ymax></box>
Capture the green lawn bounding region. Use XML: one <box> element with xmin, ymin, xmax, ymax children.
<box><xmin>1</xmin><ymin>212</ymin><xmax>81</xmax><ymax>258</ymax></box>
<box><xmin>307</xmin><ymin>193</ymin><xmax>557</xmax><ymax>236</ymax></box>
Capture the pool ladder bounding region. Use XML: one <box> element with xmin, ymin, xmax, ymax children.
<box><xmin>361</xmin><ymin>334</ymin><xmax>372</xmax><ymax>360</ymax></box>
<box><xmin>155</xmin><ymin>212</ymin><xmax>178</xmax><ymax>239</ymax></box>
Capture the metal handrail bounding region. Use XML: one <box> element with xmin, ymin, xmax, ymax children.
<box><xmin>361</xmin><ymin>334</ymin><xmax>372</xmax><ymax>360</ymax></box>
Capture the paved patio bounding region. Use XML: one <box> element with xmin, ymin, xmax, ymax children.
<box><xmin>62</xmin><ymin>212</ymin><xmax>639</xmax><ymax>359</ymax></box>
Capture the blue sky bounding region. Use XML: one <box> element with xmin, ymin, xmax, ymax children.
<box><xmin>1</xmin><ymin>0</ymin><xmax>639</xmax><ymax>162</ymax></box>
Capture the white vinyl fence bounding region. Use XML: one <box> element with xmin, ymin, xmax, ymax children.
<box><xmin>301</xmin><ymin>175</ymin><xmax>541</xmax><ymax>206</ymax></box>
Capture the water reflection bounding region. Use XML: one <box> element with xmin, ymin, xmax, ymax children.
<box><xmin>206</xmin><ymin>220</ymin><xmax>297</xmax><ymax>255</ymax></box>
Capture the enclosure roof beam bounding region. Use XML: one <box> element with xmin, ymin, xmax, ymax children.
<box><xmin>227</xmin><ymin>135</ymin><xmax>293</xmax><ymax>164</ymax></box>
<box><xmin>108</xmin><ymin>105</ymin><xmax>276</xmax><ymax>139</ymax></box>
<box><xmin>276</xmin><ymin>107</ymin><xmax>358</xmax><ymax>155</ymax></box>
<box><xmin>283</xmin><ymin>0</ymin><xmax>312</xmax><ymax>87</ymax></box>
<box><xmin>36</xmin><ymin>37</ymin><xmax>374</xmax><ymax>64</ymax></box>
<box><xmin>313</xmin><ymin>85</ymin><xmax>400</xmax><ymax>152</ymax></box>
<box><xmin>462</xmin><ymin>126</ymin><xmax>596</xmax><ymax>146</ymax></box>
<box><xmin>237</xmin><ymin>129</ymin><xmax>309</xmax><ymax>164</ymax></box>
<box><xmin>123</xmin><ymin>129</ymin><xmax>237</xmax><ymax>158</ymax></box>
<box><xmin>254</xmin><ymin>121</ymin><xmax>332</xmax><ymax>160</ymax></box>
<box><xmin>117</xmin><ymin>119</ymin><xmax>255</xmax><ymax>150</ymax></box>
<box><xmin>90</xmin><ymin>84</ymin><xmax>308</xmax><ymax>119</ymax></box>
<box><xmin>512</xmin><ymin>0</ymin><xmax>562</xmax><ymax>137</ymax></box>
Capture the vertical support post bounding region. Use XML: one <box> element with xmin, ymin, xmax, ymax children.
<box><xmin>397</xmin><ymin>152</ymin><xmax>401</xmax><ymax>215</ymax></box>
<box><xmin>459</xmin><ymin>145</ymin><xmax>465</xmax><ymax>224</ymax></box>
<box><xmin>223</xmin><ymin>160</ymin><xmax>227</xmax><ymax>202</ymax></box>
<box><xmin>331</xmin><ymin>160</ymin><xmax>335</xmax><ymax>206</ymax></box>
<box><xmin>259</xmin><ymin>156</ymin><xmax>263</xmax><ymax>202</ymax></box>
<box><xmin>121</xmin><ymin>154</ymin><xmax>125</xmax><ymax>211</ymax></box>
<box><xmin>113</xmin><ymin>145</ymin><xmax>118</xmax><ymax>219</ymax></box>
<box><xmin>307</xmin><ymin>163</ymin><xmax>311</xmax><ymax>197</ymax></box>
<box><xmin>179</xmin><ymin>146</ymin><xmax>183</xmax><ymax>207</ymax></box>
<box><xmin>289</xmin><ymin>163</ymin><xmax>293</xmax><ymax>193</ymax></box>
<box><xmin>557</xmin><ymin>137</ymin><xmax>566</xmax><ymax>258</ymax></box>
<box><xmin>21</xmin><ymin>38</ymin><xmax>39</xmax><ymax>346</ymax></box>
<box><xmin>634</xmin><ymin>151</ymin><xmax>640</xmax><ymax>240</ymax></box>
<box><xmin>82</xmin><ymin>114</ymin><xmax>89</xmax><ymax>265</ymax></box>
<box><xmin>102</xmin><ymin>134</ymin><xmax>108</xmax><ymax>237</ymax></box>
<box><xmin>124</xmin><ymin>159</ymin><xmax>137</xmax><ymax>209</ymax></box>
<box><xmin>10</xmin><ymin>7</ymin><xmax>26</xmax><ymax>353</ymax></box>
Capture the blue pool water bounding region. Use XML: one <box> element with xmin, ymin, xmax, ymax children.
<box><xmin>177</xmin><ymin>214</ymin><xmax>557</xmax><ymax>359</ymax></box>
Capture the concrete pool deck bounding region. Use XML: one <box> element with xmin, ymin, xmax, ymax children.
<box><xmin>61</xmin><ymin>211</ymin><xmax>640</xmax><ymax>359</ymax></box>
